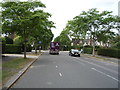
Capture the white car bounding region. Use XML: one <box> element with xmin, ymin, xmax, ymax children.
<box><xmin>69</xmin><ymin>49</ymin><xmax>81</xmax><ymax>57</ymax></box>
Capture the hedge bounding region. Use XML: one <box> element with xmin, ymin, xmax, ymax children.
<box><xmin>97</xmin><ymin>48</ymin><xmax>120</xmax><ymax>58</ymax></box>
<box><xmin>21</xmin><ymin>44</ymin><xmax>32</xmax><ymax>52</ymax></box>
<box><xmin>84</xmin><ymin>45</ymin><xmax>93</xmax><ymax>48</ymax></box>
<box><xmin>2</xmin><ymin>43</ymin><xmax>6</xmax><ymax>54</ymax></box>
<box><xmin>3</xmin><ymin>36</ymin><xmax>13</xmax><ymax>44</ymax></box>
<box><xmin>5</xmin><ymin>44</ymin><xmax>22</xmax><ymax>54</ymax></box>
<box><xmin>83</xmin><ymin>47</ymin><xmax>93</xmax><ymax>54</ymax></box>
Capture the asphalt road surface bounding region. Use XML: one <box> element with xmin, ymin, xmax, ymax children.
<box><xmin>12</xmin><ymin>51</ymin><xmax>119</xmax><ymax>88</ymax></box>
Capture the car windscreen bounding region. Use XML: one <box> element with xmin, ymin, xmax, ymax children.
<box><xmin>72</xmin><ymin>49</ymin><xmax>79</xmax><ymax>52</ymax></box>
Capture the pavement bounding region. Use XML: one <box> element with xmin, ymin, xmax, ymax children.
<box><xmin>2</xmin><ymin>54</ymin><xmax>39</xmax><ymax>60</ymax></box>
<box><xmin>10</xmin><ymin>51</ymin><xmax>119</xmax><ymax>88</ymax></box>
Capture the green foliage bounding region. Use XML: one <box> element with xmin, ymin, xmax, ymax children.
<box><xmin>2</xmin><ymin>43</ymin><xmax>6</xmax><ymax>54</ymax></box>
<box><xmin>112</xmin><ymin>35</ymin><xmax>120</xmax><ymax>44</ymax></box>
<box><xmin>5</xmin><ymin>44</ymin><xmax>22</xmax><ymax>54</ymax></box>
<box><xmin>2</xmin><ymin>2</ymin><xmax>55</xmax><ymax>56</ymax></box>
<box><xmin>84</xmin><ymin>45</ymin><xmax>93</xmax><ymax>48</ymax></box>
<box><xmin>21</xmin><ymin>44</ymin><xmax>32</xmax><ymax>52</ymax></box>
<box><xmin>83</xmin><ymin>48</ymin><xmax>93</xmax><ymax>54</ymax></box>
<box><xmin>1</xmin><ymin>37</ymin><xmax>6</xmax><ymax>54</ymax></box>
<box><xmin>1</xmin><ymin>37</ymin><xmax>6</xmax><ymax>44</ymax></box>
<box><xmin>54</xmin><ymin>36</ymin><xmax>60</xmax><ymax>42</ymax></box>
<box><xmin>2</xmin><ymin>36</ymin><xmax>13</xmax><ymax>44</ymax></box>
<box><xmin>26</xmin><ymin>44</ymin><xmax>32</xmax><ymax>52</ymax></box>
<box><xmin>97</xmin><ymin>48</ymin><xmax>120</xmax><ymax>58</ymax></box>
<box><xmin>95</xmin><ymin>46</ymin><xmax>101</xmax><ymax>51</ymax></box>
<box><xmin>54</xmin><ymin>30</ymin><xmax>71</xmax><ymax>51</ymax></box>
<box><xmin>63</xmin><ymin>8</ymin><xmax>117</xmax><ymax>55</ymax></box>
<box><xmin>14</xmin><ymin>36</ymin><xmax>24</xmax><ymax>45</ymax></box>
<box><xmin>112</xmin><ymin>42</ymin><xmax>120</xmax><ymax>49</ymax></box>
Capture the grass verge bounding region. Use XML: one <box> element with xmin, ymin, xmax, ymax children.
<box><xmin>2</xmin><ymin>58</ymin><xmax>33</xmax><ymax>86</ymax></box>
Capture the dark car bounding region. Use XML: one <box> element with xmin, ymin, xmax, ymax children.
<box><xmin>69</xmin><ymin>49</ymin><xmax>81</xmax><ymax>57</ymax></box>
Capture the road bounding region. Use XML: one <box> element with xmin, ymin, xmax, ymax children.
<box><xmin>12</xmin><ymin>51</ymin><xmax>119</xmax><ymax>88</ymax></box>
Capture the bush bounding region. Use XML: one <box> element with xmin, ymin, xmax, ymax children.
<box><xmin>4</xmin><ymin>36</ymin><xmax>13</xmax><ymax>44</ymax></box>
<box><xmin>84</xmin><ymin>45</ymin><xmax>93</xmax><ymax>48</ymax></box>
<box><xmin>95</xmin><ymin>46</ymin><xmax>101</xmax><ymax>51</ymax></box>
<box><xmin>26</xmin><ymin>44</ymin><xmax>32</xmax><ymax>52</ymax></box>
<box><xmin>5</xmin><ymin>44</ymin><xmax>22</xmax><ymax>54</ymax></box>
<box><xmin>2</xmin><ymin>43</ymin><xmax>6</xmax><ymax>54</ymax></box>
<box><xmin>14</xmin><ymin>36</ymin><xmax>23</xmax><ymax>45</ymax></box>
<box><xmin>21</xmin><ymin>44</ymin><xmax>32</xmax><ymax>52</ymax></box>
<box><xmin>83</xmin><ymin>47</ymin><xmax>93</xmax><ymax>54</ymax></box>
<box><xmin>1</xmin><ymin>37</ymin><xmax>6</xmax><ymax>54</ymax></box>
<box><xmin>97</xmin><ymin>48</ymin><xmax>120</xmax><ymax>58</ymax></box>
<box><xmin>112</xmin><ymin>42</ymin><xmax>120</xmax><ymax>49</ymax></box>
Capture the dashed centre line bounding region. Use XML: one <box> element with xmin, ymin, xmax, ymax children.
<box><xmin>59</xmin><ymin>73</ymin><xmax>62</xmax><ymax>77</ymax></box>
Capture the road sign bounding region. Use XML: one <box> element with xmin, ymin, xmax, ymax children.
<box><xmin>39</xmin><ymin>41</ymin><xmax>42</xmax><ymax>44</ymax></box>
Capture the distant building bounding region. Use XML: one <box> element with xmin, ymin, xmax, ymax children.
<box><xmin>71</xmin><ymin>38</ymin><xmax>111</xmax><ymax>47</ymax></box>
<box><xmin>71</xmin><ymin>38</ymin><xmax>93</xmax><ymax>46</ymax></box>
<box><xmin>118</xmin><ymin>1</ymin><xmax>120</xmax><ymax>17</ymax></box>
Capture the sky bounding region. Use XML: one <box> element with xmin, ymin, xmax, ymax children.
<box><xmin>39</xmin><ymin>0</ymin><xmax>119</xmax><ymax>39</ymax></box>
<box><xmin>1</xmin><ymin>0</ymin><xmax>120</xmax><ymax>39</ymax></box>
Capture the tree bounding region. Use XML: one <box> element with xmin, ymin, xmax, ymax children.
<box><xmin>2</xmin><ymin>36</ymin><xmax>13</xmax><ymax>44</ymax></box>
<box><xmin>29</xmin><ymin>10</ymin><xmax>55</xmax><ymax>53</ymax></box>
<box><xmin>64</xmin><ymin>8</ymin><xmax>117</xmax><ymax>56</ymax></box>
<box><xmin>2</xmin><ymin>1</ymin><xmax>54</xmax><ymax>57</ymax></box>
<box><xmin>64</xmin><ymin>12</ymin><xmax>90</xmax><ymax>50</ymax></box>
<box><xmin>54</xmin><ymin>36</ymin><xmax>60</xmax><ymax>42</ymax></box>
<box><xmin>54</xmin><ymin>30</ymin><xmax>71</xmax><ymax>50</ymax></box>
<box><xmin>114</xmin><ymin>16</ymin><xmax>120</xmax><ymax>35</ymax></box>
<box><xmin>75</xmin><ymin>9</ymin><xmax>116</xmax><ymax>56</ymax></box>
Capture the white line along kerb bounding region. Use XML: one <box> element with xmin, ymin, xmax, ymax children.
<box><xmin>91</xmin><ymin>68</ymin><xmax>119</xmax><ymax>82</ymax></box>
<box><xmin>74</xmin><ymin>57</ymin><xmax>118</xmax><ymax>74</ymax></box>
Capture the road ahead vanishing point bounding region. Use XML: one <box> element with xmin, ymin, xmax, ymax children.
<box><xmin>12</xmin><ymin>51</ymin><xmax>118</xmax><ymax>88</ymax></box>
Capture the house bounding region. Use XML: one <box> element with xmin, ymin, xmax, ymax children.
<box><xmin>71</xmin><ymin>38</ymin><xmax>93</xmax><ymax>46</ymax></box>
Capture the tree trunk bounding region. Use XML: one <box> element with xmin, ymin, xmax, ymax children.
<box><xmin>92</xmin><ymin>39</ymin><xmax>95</xmax><ymax>56</ymax></box>
<box><xmin>24</xmin><ymin>40</ymin><xmax>27</xmax><ymax>59</ymax></box>
<box><xmin>23</xmin><ymin>29</ymin><xmax>26</xmax><ymax>59</ymax></box>
<box><xmin>35</xmin><ymin>45</ymin><xmax>37</xmax><ymax>54</ymax></box>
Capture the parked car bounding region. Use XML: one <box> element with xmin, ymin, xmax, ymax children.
<box><xmin>69</xmin><ymin>49</ymin><xmax>81</xmax><ymax>57</ymax></box>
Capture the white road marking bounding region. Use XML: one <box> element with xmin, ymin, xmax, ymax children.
<box><xmin>47</xmin><ymin>82</ymin><xmax>52</xmax><ymax>85</ymax></box>
<box><xmin>91</xmin><ymin>68</ymin><xmax>119</xmax><ymax>82</ymax></box>
<box><xmin>74</xmin><ymin>57</ymin><xmax>118</xmax><ymax>74</ymax></box>
<box><xmin>59</xmin><ymin>73</ymin><xmax>62</xmax><ymax>77</ymax></box>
